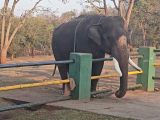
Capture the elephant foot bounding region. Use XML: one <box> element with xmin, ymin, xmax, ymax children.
<box><xmin>91</xmin><ymin>90</ymin><xmax>99</xmax><ymax>98</ymax></box>
<box><xmin>91</xmin><ymin>94</ymin><xmax>98</xmax><ymax>98</ymax></box>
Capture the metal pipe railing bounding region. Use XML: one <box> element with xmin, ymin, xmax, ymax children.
<box><xmin>154</xmin><ymin>49</ymin><xmax>160</xmax><ymax>52</ymax></box>
<box><xmin>0</xmin><ymin>96</ymin><xmax>72</xmax><ymax>112</ymax></box>
<box><xmin>91</xmin><ymin>71</ymin><xmax>143</xmax><ymax>80</ymax></box>
<box><xmin>0</xmin><ymin>71</ymin><xmax>142</xmax><ymax>91</ymax></box>
<box><xmin>130</xmin><ymin>55</ymin><xmax>143</xmax><ymax>59</ymax></box>
<box><xmin>0</xmin><ymin>55</ymin><xmax>142</xmax><ymax>68</ymax></box>
<box><xmin>90</xmin><ymin>84</ymin><xmax>142</xmax><ymax>95</ymax></box>
<box><xmin>92</xmin><ymin>55</ymin><xmax>143</xmax><ymax>62</ymax></box>
<box><xmin>0</xmin><ymin>60</ymin><xmax>74</xmax><ymax>68</ymax></box>
<box><xmin>92</xmin><ymin>57</ymin><xmax>113</xmax><ymax>62</ymax></box>
<box><xmin>0</xmin><ymin>80</ymin><xmax>70</xmax><ymax>91</ymax></box>
<box><xmin>153</xmin><ymin>63</ymin><xmax>160</xmax><ymax>66</ymax></box>
<box><xmin>0</xmin><ymin>83</ymin><xmax>143</xmax><ymax>112</ymax></box>
<box><xmin>152</xmin><ymin>77</ymin><xmax>160</xmax><ymax>80</ymax></box>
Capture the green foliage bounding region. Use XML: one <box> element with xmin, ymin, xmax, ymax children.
<box><xmin>131</xmin><ymin>0</ymin><xmax>160</xmax><ymax>47</ymax></box>
<box><xmin>2</xmin><ymin>0</ymin><xmax>160</xmax><ymax>58</ymax></box>
<box><xmin>80</xmin><ymin>3</ymin><xmax>117</xmax><ymax>16</ymax></box>
<box><xmin>7</xmin><ymin>15</ymin><xmax>54</xmax><ymax>57</ymax></box>
<box><xmin>3</xmin><ymin>9</ymin><xmax>78</xmax><ymax>58</ymax></box>
<box><xmin>11</xmin><ymin>109</ymin><xmax>136</xmax><ymax>120</ymax></box>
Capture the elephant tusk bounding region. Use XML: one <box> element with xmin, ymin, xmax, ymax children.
<box><xmin>113</xmin><ymin>57</ymin><xmax>122</xmax><ymax>77</ymax></box>
<box><xmin>129</xmin><ymin>57</ymin><xmax>142</xmax><ymax>71</ymax></box>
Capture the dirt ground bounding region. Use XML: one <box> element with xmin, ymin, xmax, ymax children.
<box><xmin>0</xmin><ymin>53</ymin><xmax>159</xmax><ymax>120</ymax></box>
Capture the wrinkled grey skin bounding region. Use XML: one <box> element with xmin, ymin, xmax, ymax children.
<box><xmin>52</xmin><ymin>14</ymin><xmax>129</xmax><ymax>98</ymax></box>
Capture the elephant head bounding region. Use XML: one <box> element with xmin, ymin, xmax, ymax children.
<box><xmin>88</xmin><ymin>16</ymin><xmax>141</xmax><ymax>98</ymax></box>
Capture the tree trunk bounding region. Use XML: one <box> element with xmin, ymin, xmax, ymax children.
<box><xmin>0</xmin><ymin>48</ymin><xmax>7</xmax><ymax>64</ymax></box>
<box><xmin>142</xmin><ymin>31</ymin><xmax>146</xmax><ymax>46</ymax></box>
<box><xmin>103</xmin><ymin>0</ymin><xmax>108</xmax><ymax>16</ymax></box>
<box><xmin>0</xmin><ymin>0</ymin><xmax>42</xmax><ymax>64</ymax></box>
<box><xmin>26</xmin><ymin>48</ymin><xmax>30</xmax><ymax>56</ymax></box>
<box><xmin>11</xmin><ymin>54</ymin><xmax>14</xmax><ymax>60</ymax></box>
<box><xmin>151</xmin><ymin>39</ymin><xmax>155</xmax><ymax>47</ymax></box>
<box><xmin>31</xmin><ymin>47</ymin><xmax>35</xmax><ymax>58</ymax></box>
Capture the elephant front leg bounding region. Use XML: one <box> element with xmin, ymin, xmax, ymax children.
<box><xmin>58</xmin><ymin>65</ymin><xmax>69</xmax><ymax>95</ymax></box>
<box><xmin>91</xmin><ymin>79</ymin><xmax>99</xmax><ymax>98</ymax></box>
<box><xmin>91</xmin><ymin>79</ymin><xmax>99</xmax><ymax>92</ymax></box>
<box><xmin>91</xmin><ymin>61</ymin><xmax>104</xmax><ymax>98</ymax></box>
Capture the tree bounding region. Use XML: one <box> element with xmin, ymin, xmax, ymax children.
<box><xmin>79</xmin><ymin>0</ymin><xmax>108</xmax><ymax>16</ymax></box>
<box><xmin>111</xmin><ymin>0</ymin><xmax>135</xmax><ymax>50</ymax></box>
<box><xmin>37</xmin><ymin>11</ymin><xmax>61</xmax><ymax>28</ymax></box>
<box><xmin>112</xmin><ymin>0</ymin><xmax>134</xmax><ymax>31</ymax></box>
<box><xmin>8</xmin><ymin>16</ymin><xmax>53</xmax><ymax>58</ymax></box>
<box><xmin>87</xmin><ymin>0</ymin><xmax>108</xmax><ymax>16</ymax></box>
<box><xmin>80</xmin><ymin>0</ymin><xmax>134</xmax><ymax>50</ymax></box>
<box><xmin>131</xmin><ymin>0</ymin><xmax>160</xmax><ymax>46</ymax></box>
<box><xmin>59</xmin><ymin>10</ymin><xmax>77</xmax><ymax>23</ymax></box>
<box><xmin>84</xmin><ymin>0</ymin><xmax>135</xmax><ymax>31</ymax></box>
<box><xmin>0</xmin><ymin>0</ymin><xmax>43</xmax><ymax>64</ymax></box>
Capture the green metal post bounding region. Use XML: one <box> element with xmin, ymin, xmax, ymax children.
<box><xmin>69</xmin><ymin>53</ymin><xmax>92</xmax><ymax>100</ymax></box>
<box><xmin>137</xmin><ymin>47</ymin><xmax>156</xmax><ymax>91</ymax></box>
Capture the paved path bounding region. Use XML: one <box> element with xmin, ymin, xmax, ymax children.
<box><xmin>0</xmin><ymin>89</ymin><xmax>160</xmax><ymax>120</ymax></box>
<box><xmin>47</xmin><ymin>90</ymin><xmax>160</xmax><ymax>120</ymax></box>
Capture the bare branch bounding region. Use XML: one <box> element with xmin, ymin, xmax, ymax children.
<box><xmin>123</xmin><ymin>1</ymin><xmax>127</xmax><ymax>16</ymax></box>
<box><xmin>87</xmin><ymin>0</ymin><xmax>104</xmax><ymax>15</ymax></box>
<box><xmin>112</xmin><ymin>0</ymin><xmax>119</xmax><ymax>10</ymax></box>
<box><xmin>99</xmin><ymin>7</ymin><xmax>105</xmax><ymax>9</ymax></box>
<box><xmin>103</xmin><ymin>0</ymin><xmax>108</xmax><ymax>16</ymax></box>
<box><xmin>126</xmin><ymin>0</ymin><xmax>135</xmax><ymax>27</ymax></box>
<box><xmin>119</xmin><ymin>0</ymin><xmax>123</xmax><ymax>17</ymax></box>
<box><xmin>8</xmin><ymin>0</ymin><xmax>42</xmax><ymax>46</ymax></box>
<box><xmin>139</xmin><ymin>22</ymin><xmax>142</xmax><ymax>28</ymax></box>
<box><xmin>5</xmin><ymin>0</ymin><xmax>20</xmax><ymax>45</ymax></box>
<box><xmin>1</xmin><ymin>0</ymin><xmax>9</xmax><ymax>49</ymax></box>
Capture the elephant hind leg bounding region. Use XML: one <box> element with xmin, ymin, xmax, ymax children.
<box><xmin>58</xmin><ymin>64</ymin><xmax>69</xmax><ymax>94</ymax></box>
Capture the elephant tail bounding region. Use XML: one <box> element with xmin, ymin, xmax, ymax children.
<box><xmin>52</xmin><ymin>65</ymin><xmax>57</xmax><ymax>76</ymax></box>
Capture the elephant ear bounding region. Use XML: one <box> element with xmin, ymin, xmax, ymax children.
<box><xmin>88</xmin><ymin>24</ymin><xmax>102</xmax><ymax>46</ymax></box>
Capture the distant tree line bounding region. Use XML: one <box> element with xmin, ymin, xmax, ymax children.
<box><xmin>0</xmin><ymin>0</ymin><xmax>160</xmax><ymax>63</ymax></box>
<box><xmin>0</xmin><ymin>9</ymin><xmax>79</xmax><ymax>59</ymax></box>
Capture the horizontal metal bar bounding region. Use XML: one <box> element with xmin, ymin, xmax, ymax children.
<box><xmin>0</xmin><ymin>60</ymin><xmax>74</xmax><ymax>68</ymax></box>
<box><xmin>154</xmin><ymin>49</ymin><xmax>160</xmax><ymax>52</ymax></box>
<box><xmin>91</xmin><ymin>71</ymin><xmax>143</xmax><ymax>80</ymax></box>
<box><xmin>127</xmin><ymin>84</ymin><xmax>143</xmax><ymax>89</ymax></box>
<box><xmin>90</xmin><ymin>84</ymin><xmax>142</xmax><ymax>95</ymax></box>
<box><xmin>0</xmin><ymin>84</ymin><xmax>143</xmax><ymax>112</ymax></box>
<box><xmin>130</xmin><ymin>55</ymin><xmax>143</xmax><ymax>59</ymax></box>
<box><xmin>90</xmin><ymin>89</ymin><xmax>112</xmax><ymax>95</ymax></box>
<box><xmin>0</xmin><ymin>55</ymin><xmax>141</xmax><ymax>68</ymax></box>
<box><xmin>128</xmin><ymin>71</ymin><xmax>143</xmax><ymax>75</ymax></box>
<box><xmin>92</xmin><ymin>57</ymin><xmax>113</xmax><ymax>62</ymax></box>
<box><xmin>156</xmin><ymin>53</ymin><xmax>160</xmax><ymax>56</ymax></box>
<box><xmin>152</xmin><ymin>77</ymin><xmax>160</xmax><ymax>80</ymax></box>
<box><xmin>153</xmin><ymin>63</ymin><xmax>160</xmax><ymax>66</ymax></box>
<box><xmin>0</xmin><ymin>80</ymin><xmax>70</xmax><ymax>91</ymax></box>
<box><xmin>0</xmin><ymin>71</ymin><xmax>142</xmax><ymax>91</ymax></box>
<box><xmin>0</xmin><ymin>96</ymin><xmax>72</xmax><ymax>112</ymax></box>
<box><xmin>92</xmin><ymin>55</ymin><xmax>142</xmax><ymax>62</ymax></box>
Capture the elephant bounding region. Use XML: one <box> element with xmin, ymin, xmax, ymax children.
<box><xmin>52</xmin><ymin>14</ymin><xmax>141</xmax><ymax>98</ymax></box>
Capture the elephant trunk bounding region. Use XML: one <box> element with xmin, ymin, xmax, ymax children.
<box><xmin>115</xmin><ymin>58</ymin><xmax>128</xmax><ymax>98</ymax></box>
<box><xmin>111</xmin><ymin>36</ymin><xmax>129</xmax><ymax>98</ymax></box>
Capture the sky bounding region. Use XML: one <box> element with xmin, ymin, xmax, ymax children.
<box><xmin>0</xmin><ymin>0</ymin><xmax>116</xmax><ymax>16</ymax></box>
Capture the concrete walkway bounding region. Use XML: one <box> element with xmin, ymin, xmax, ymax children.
<box><xmin>1</xmin><ymin>88</ymin><xmax>160</xmax><ymax>120</ymax></box>
<box><xmin>47</xmin><ymin>90</ymin><xmax>160</xmax><ymax>120</ymax></box>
